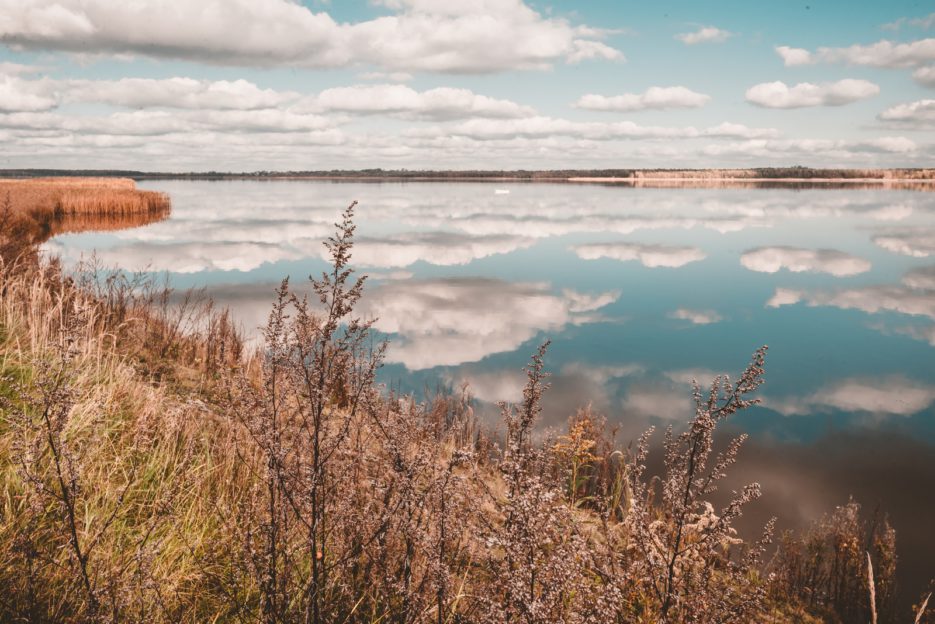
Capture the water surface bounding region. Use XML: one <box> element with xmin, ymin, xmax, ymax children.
<box><xmin>44</xmin><ymin>179</ymin><xmax>935</xmax><ymax>591</ymax></box>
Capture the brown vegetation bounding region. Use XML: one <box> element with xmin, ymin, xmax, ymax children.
<box><xmin>0</xmin><ymin>178</ymin><xmax>170</xmax><ymax>253</ymax></box>
<box><xmin>0</xmin><ymin>201</ymin><xmax>931</xmax><ymax>623</ymax></box>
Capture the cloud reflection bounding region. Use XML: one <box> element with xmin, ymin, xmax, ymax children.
<box><xmin>361</xmin><ymin>277</ymin><xmax>620</xmax><ymax>370</ymax></box>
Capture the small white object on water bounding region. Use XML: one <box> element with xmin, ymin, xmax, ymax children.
<box><xmin>494</xmin><ymin>189</ymin><xmax>510</xmax><ymax>195</ymax></box>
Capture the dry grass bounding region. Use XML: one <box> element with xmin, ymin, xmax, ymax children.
<box><xmin>0</xmin><ymin>177</ymin><xmax>169</xmax><ymax>217</ymax></box>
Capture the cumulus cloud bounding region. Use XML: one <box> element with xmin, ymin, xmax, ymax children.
<box><xmin>358</xmin><ymin>71</ymin><xmax>414</xmax><ymax>82</ymax></box>
<box><xmin>745</xmin><ymin>79</ymin><xmax>879</xmax><ymax>108</ymax></box>
<box><xmin>775</xmin><ymin>38</ymin><xmax>935</xmax><ymax>68</ymax></box>
<box><xmin>767</xmin><ymin>376</ymin><xmax>935</xmax><ymax>416</ymax></box>
<box><xmin>311</xmin><ymin>84</ymin><xmax>536</xmax><ymax>119</ymax></box>
<box><xmin>574</xmin><ymin>86</ymin><xmax>710</xmax><ymax>112</ymax></box>
<box><xmin>571</xmin><ymin>242</ymin><xmax>706</xmax><ymax>268</ymax></box>
<box><xmin>65</xmin><ymin>77</ymin><xmax>298</xmax><ymax>110</ymax></box>
<box><xmin>668</xmin><ymin>308</ymin><xmax>723</xmax><ymax>325</ymax></box>
<box><xmin>740</xmin><ymin>246</ymin><xmax>871</xmax><ymax>277</ymax></box>
<box><xmin>0</xmin><ymin>75</ymin><xmax>57</xmax><ymax>112</ymax></box>
<box><xmin>675</xmin><ymin>26</ymin><xmax>732</xmax><ymax>45</ymax></box>
<box><xmin>359</xmin><ymin>277</ymin><xmax>619</xmax><ymax>369</ymax></box>
<box><xmin>775</xmin><ymin>46</ymin><xmax>813</xmax><ymax>66</ymax></box>
<box><xmin>912</xmin><ymin>66</ymin><xmax>935</xmax><ymax>87</ymax></box>
<box><xmin>423</xmin><ymin>116</ymin><xmax>777</xmax><ymax>141</ymax></box>
<box><xmin>0</xmin><ymin>0</ymin><xmax>622</xmax><ymax>73</ymax></box>
<box><xmin>878</xmin><ymin>99</ymin><xmax>935</xmax><ymax>127</ymax></box>
<box><xmin>703</xmin><ymin>136</ymin><xmax>916</xmax><ymax>159</ymax></box>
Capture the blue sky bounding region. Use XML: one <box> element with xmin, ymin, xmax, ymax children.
<box><xmin>0</xmin><ymin>0</ymin><xmax>933</xmax><ymax>170</ymax></box>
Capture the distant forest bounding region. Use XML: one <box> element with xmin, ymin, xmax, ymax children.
<box><xmin>2</xmin><ymin>166</ymin><xmax>934</xmax><ymax>181</ymax></box>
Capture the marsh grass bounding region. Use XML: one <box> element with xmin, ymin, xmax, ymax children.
<box><xmin>0</xmin><ymin>178</ymin><xmax>170</xmax><ymax>262</ymax></box>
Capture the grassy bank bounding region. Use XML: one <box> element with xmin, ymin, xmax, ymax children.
<box><xmin>0</xmin><ymin>196</ymin><xmax>931</xmax><ymax>622</ymax></box>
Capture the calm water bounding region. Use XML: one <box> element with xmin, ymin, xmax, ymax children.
<box><xmin>44</xmin><ymin>179</ymin><xmax>935</xmax><ymax>590</ymax></box>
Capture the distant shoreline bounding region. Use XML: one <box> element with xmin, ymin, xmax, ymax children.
<box><xmin>2</xmin><ymin>168</ymin><xmax>934</xmax><ymax>185</ymax></box>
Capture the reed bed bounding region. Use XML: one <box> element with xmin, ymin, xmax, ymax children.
<box><xmin>0</xmin><ymin>177</ymin><xmax>170</xmax><ymax>223</ymax></box>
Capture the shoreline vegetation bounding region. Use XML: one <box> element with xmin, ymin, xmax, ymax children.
<box><xmin>0</xmin><ymin>180</ymin><xmax>932</xmax><ymax>622</ymax></box>
<box><xmin>2</xmin><ymin>166</ymin><xmax>935</xmax><ymax>185</ymax></box>
<box><xmin>0</xmin><ymin>178</ymin><xmax>171</xmax><ymax>250</ymax></box>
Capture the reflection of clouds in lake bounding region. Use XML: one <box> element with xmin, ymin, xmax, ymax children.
<box><xmin>429</xmin><ymin>213</ymin><xmax>769</xmax><ymax>238</ymax></box>
<box><xmin>767</xmin><ymin>284</ymin><xmax>935</xmax><ymax>320</ymax></box>
<box><xmin>338</xmin><ymin>232</ymin><xmax>535</xmax><ymax>268</ymax></box>
<box><xmin>571</xmin><ymin>242</ymin><xmax>706</xmax><ymax>268</ymax></box>
<box><xmin>766</xmin><ymin>375</ymin><xmax>935</xmax><ymax>417</ymax></box>
<box><xmin>741</xmin><ymin>246</ymin><xmax>871</xmax><ymax>277</ymax></box>
<box><xmin>766</xmin><ymin>264</ymin><xmax>935</xmax><ymax>348</ymax></box>
<box><xmin>449</xmin><ymin>360</ymin><xmax>644</xmax><ymax>429</ymax></box>
<box><xmin>903</xmin><ymin>265</ymin><xmax>935</xmax><ymax>290</ymax></box>
<box><xmin>668</xmin><ymin>308</ymin><xmax>723</xmax><ymax>325</ymax></box>
<box><xmin>46</xmin><ymin>239</ymin><xmax>303</xmax><ymax>273</ymax></box>
<box><xmin>621</xmin><ymin>383</ymin><xmax>694</xmax><ymax>421</ymax></box>
<box><xmin>873</xmin><ymin>228</ymin><xmax>935</xmax><ymax>257</ymax></box>
<box><xmin>663</xmin><ymin>368</ymin><xmax>726</xmax><ymax>387</ymax></box>
<box><xmin>725</xmin><ymin>431</ymin><xmax>935</xmax><ymax>603</ymax></box>
<box><xmin>360</xmin><ymin>278</ymin><xmax>619</xmax><ymax>370</ymax></box>
<box><xmin>766</xmin><ymin>287</ymin><xmax>805</xmax><ymax>308</ymax></box>
<box><xmin>114</xmin><ymin>218</ymin><xmax>334</xmax><ymax>245</ymax></box>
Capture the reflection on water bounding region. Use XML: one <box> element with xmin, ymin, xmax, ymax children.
<box><xmin>43</xmin><ymin>179</ymin><xmax>935</xmax><ymax>592</ymax></box>
<box><xmin>47</xmin><ymin>203</ymin><xmax>172</xmax><ymax>238</ymax></box>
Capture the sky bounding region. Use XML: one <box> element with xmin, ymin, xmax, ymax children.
<box><xmin>0</xmin><ymin>0</ymin><xmax>934</xmax><ymax>171</ymax></box>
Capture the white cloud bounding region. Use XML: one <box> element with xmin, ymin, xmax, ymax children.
<box><xmin>668</xmin><ymin>308</ymin><xmax>723</xmax><ymax>325</ymax></box>
<box><xmin>740</xmin><ymin>246</ymin><xmax>871</xmax><ymax>277</ymax></box>
<box><xmin>882</xmin><ymin>13</ymin><xmax>935</xmax><ymax>32</ymax></box>
<box><xmin>775</xmin><ymin>38</ymin><xmax>935</xmax><ymax>68</ymax></box>
<box><xmin>703</xmin><ymin>137</ymin><xmax>916</xmax><ymax>159</ymax></box>
<box><xmin>424</xmin><ymin>116</ymin><xmax>777</xmax><ymax>141</ymax></box>
<box><xmin>768</xmin><ymin>376</ymin><xmax>935</xmax><ymax>416</ymax></box>
<box><xmin>913</xmin><ymin>66</ymin><xmax>935</xmax><ymax>87</ymax></box>
<box><xmin>745</xmin><ymin>79</ymin><xmax>879</xmax><ymax>108</ymax></box>
<box><xmin>358</xmin><ymin>71</ymin><xmax>414</xmax><ymax>82</ymax></box>
<box><xmin>775</xmin><ymin>46</ymin><xmax>813</xmax><ymax>66</ymax></box>
<box><xmin>311</xmin><ymin>84</ymin><xmax>536</xmax><ymax>119</ymax></box>
<box><xmin>574</xmin><ymin>86</ymin><xmax>710</xmax><ymax>112</ymax></box>
<box><xmin>571</xmin><ymin>242</ymin><xmax>706</xmax><ymax>268</ymax></box>
<box><xmin>65</xmin><ymin>77</ymin><xmax>298</xmax><ymax>110</ymax></box>
<box><xmin>0</xmin><ymin>0</ymin><xmax>622</xmax><ymax>73</ymax></box>
<box><xmin>675</xmin><ymin>26</ymin><xmax>732</xmax><ymax>45</ymax></box>
<box><xmin>0</xmin><ymin>61</ymin><xmax>45</xmax><ymax>75</ymax></box>
<box><xmin>0</xmin><ymin>75</ymin><xmax>57</xmax><ymax>112</ymax></box>
<box><xmin>878</xmin><ymin>99</ymin><xmax>935</xmax><ymax>127</ymax></box>
<box><xmin>360</xmin><ymin>277</ymin><xmax>619</xmax><ymax>369</ymax></box>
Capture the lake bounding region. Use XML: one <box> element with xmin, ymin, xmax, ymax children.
<box><xmin>44</xmin><ymin>179</ymin><xmax>935</xmax><ymax>593</ymax></box>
